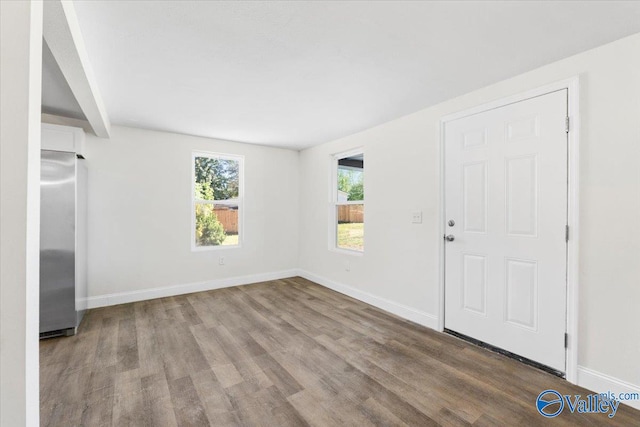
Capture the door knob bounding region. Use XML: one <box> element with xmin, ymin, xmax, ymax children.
<box><xmin>445</xmin><ymin>234</ymin><xmax>455</xmax><ymax>242</ymax></box>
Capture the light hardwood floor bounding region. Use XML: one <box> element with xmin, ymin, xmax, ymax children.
<box><xmin>40</xmin><ymin>277</ymin><xmax>640</xmax><ymax>426</ymax></box>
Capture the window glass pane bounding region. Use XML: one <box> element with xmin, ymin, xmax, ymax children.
<box><xmin>195</xmin><ymin>203</ymin><xmax>239</xmax><ymax>247</ymax></box>
<box><xmin>194</xmin><ymin>156</ymin><xmax>239</xmax><ymax>201</ymax></box>
<box><xmin>337</xmin><ymin>204</ymin><xmax>364</xmax><ymax>251</ymax></box>
<box><xmin>337</xmin><ymin>155</ymin><xmax>364</xmax><ymax>202</ymax></box>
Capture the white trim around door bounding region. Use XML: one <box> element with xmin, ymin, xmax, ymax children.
<box><xmin>437</xmin><ymin>77</ymin><xmax>580</xmax><ymax>384</ymax></box>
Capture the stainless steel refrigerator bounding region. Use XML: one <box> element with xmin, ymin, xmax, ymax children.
<box><xmin>40</xmin><ymin>149</ymin><xmax>88</xmax><ymax>337</ymax></box>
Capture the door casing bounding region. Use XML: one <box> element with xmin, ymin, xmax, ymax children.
<box><xmin>437</xmin><ymin>77</ymin><xmax>580</xmax><ymax>384</ymax></box>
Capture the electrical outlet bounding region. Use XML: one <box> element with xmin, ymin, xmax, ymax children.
<box><xmin>412</xmin><ymin>211</ymin><xmax>423</xmax><ymax>224</ymax></box>
<box><xmin>219</xmin><ymin>256</ymin><xmax>225</xmax><ymax>265</ymax></box>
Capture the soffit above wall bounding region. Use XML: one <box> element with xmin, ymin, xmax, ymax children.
<box><xmin>41</xmin><ymin>39</ymin><xmax>86</xmax><ymax>121</ymax></box>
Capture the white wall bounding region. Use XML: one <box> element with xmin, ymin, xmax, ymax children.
<box><xmin>298</xmin><ymin>32</ymin><xmax>640</xmax><ymax>391</ymax></box>
<box><xmin>0</xmin><ymin>1</ymin><xmax>42</xmax><ymax>425</ymax></box>
<box><xmin>84</xmin><ymin>126</ymin><xmax>299</xmax><ymax>306</ymax></box>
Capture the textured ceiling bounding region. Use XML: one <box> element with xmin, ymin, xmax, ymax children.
<box><xmin>59</xmin><ymin>1</ymin><xmax>640</xmax><ymax>149</ymax></box>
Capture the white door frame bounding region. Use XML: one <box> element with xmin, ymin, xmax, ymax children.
<box><xmin>437</xmin><ymin>77</ymin><xmax>580</xmax><ymax>383</ymax></box>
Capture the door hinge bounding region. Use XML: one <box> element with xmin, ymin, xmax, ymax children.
<box><xmin>565</xmin><ymin>225</ymin><xmax>569</xmax><ymax>242</ymax></box>
<box><xmin>565</xmin><ymin>116</ymin><xmax>570</xmax><ymax>133</ymax></box>
<box><xmin>564</xmin><ymin>333</ymin><xmax>569</xmax><ymax>349</ymax></box>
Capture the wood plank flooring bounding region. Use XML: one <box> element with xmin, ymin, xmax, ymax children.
<box><xmin>40</xmin><ymin>277</ymin><xmax>640</xmax><ymax>426</ymax></box>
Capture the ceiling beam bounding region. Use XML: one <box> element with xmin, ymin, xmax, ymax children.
<box><xmin>43</xmin><ymin>0</ymin><xmax>110</xmax><ymax>137</ymax></box>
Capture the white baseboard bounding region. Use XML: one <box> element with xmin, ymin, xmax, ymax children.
<box><xmin>577</xmin><ymin>366</ymin><xmax>640</xmax><ymax>410</ymax></box>
<box><xmin>296</xmin><ymin>269</ymin><xmax>439</xmax><ymax>330</ymax></box>
<box><xmin>83</xmin><ymin>269</ymin><xmax>298</xmax><ymax>309</ymax></box>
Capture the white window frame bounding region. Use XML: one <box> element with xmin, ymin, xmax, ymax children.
<box><xmin>191</xmin><ymin>151</ymin><xmax>244</xmax><ymax>251</ymax></box>
<box><xmin>330</xmin><ymin>147</ymin><xmax>364</xmax><ymax>255</ymax></box>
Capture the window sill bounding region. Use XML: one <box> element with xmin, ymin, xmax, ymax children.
<box><xmin>191</xmin><ymin>244</ymin><xmax>242</xmax><ymax>252</ymax></box>
<box><xmin>330</xmin><ymin>247</ymin><xmax>364</xmax><ymax>257</ymax></box>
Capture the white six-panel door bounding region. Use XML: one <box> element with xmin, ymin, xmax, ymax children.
<box><xmin>444</xmin><ymin>90</ymin><xmax>568</xmax><ymax>372</ymax></box>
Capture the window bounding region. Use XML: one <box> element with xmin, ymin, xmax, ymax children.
<box><xmin>332</xmin><ymin>150</ymin><xmax>364</xmax><ymax>252</ymax></box>
<box><xmin>192</xmin><ymin>152</ymin><xmax>243</xmax><ymax>249</ymax></box>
